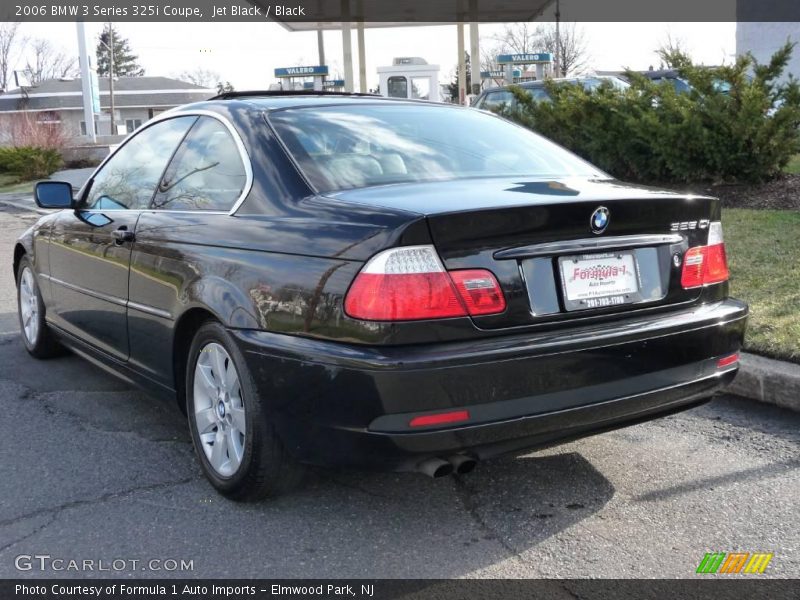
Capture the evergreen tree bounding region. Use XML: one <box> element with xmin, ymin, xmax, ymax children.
<box><xmin>447</xmin><ymin>52</ymin><xmax>472</xmax><ymax>102</ymax></box>
<box><xmin>96</xmin><ymin>24</ymin><xmax>144</xmax><ymax>77</ymax></box>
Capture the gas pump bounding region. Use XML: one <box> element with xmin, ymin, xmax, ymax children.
<box><xmin>377</xmin><ymin>57</ymin><xmax>441</xmax><ymax>102</ymax></box>
<box><xmin>480</xmin><ymin>68</ymin><xmax>522</xmax><ymax>90</ymax></box>
<box><xmin>496</xmin><ymin>53</ymin><xmax>554</xmax><ymax>83</ymax></box>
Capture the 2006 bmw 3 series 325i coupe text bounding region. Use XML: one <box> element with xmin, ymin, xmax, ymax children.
<box><xmin>15</xmin><ymin>92</ymin><xmax>747</xmax><ymax>500</ymax></box>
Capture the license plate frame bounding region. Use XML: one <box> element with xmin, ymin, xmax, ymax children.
<box><xmin>558</xmin><ymin>251</ymin><xmax>644</xmax><ymax>311</ymax></box>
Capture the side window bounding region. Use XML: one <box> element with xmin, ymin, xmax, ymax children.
<box><xmin>151</xmin><ymin>117</ymin><xmax>248</xmax><ymax>211</ymax></box>
<box><xmin>481</xmin><ymin>90</ymin><xmax>514</xmax><ymax>109</ymax></box>
<box><xmin>387</xmin><ymin>76</ymin><xmax>408</xmax><ymax>99</ymax></box>
<box><xmin>84</xmin><ymin>116</ymin><xmax>196</xmax><ymax>210</ymax></box>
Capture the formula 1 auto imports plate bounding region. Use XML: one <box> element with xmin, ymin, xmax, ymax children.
<box><xmin>559</xmin><ymin>251</ymin><xmax>640</xmax><ymax>310</ymax></box>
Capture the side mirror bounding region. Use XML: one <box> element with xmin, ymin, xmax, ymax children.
<box><xmin>34</xmin><ymin>181</ymin><xmax>75</xmax><ymax>209</ymax></box>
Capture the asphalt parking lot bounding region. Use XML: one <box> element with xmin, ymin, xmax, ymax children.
<box><xmin>0</xmin><ymin>202</ymin><xmax>798</xmax><ymax>579</ymax></box>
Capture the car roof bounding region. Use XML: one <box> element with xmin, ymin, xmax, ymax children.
<box><xmin>198</xmin><ymin>91</ymin><xmax>436</xmax><ymax>111</ymax></box>
<box><xmin>641</xmin><ymin>69</ymin><xmax>682</xmax><ymax>79</ymax></box>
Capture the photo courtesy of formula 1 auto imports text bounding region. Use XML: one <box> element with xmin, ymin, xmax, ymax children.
<box><xmin>0</xmin><ymin>0</ymin><xmax>798</xmax><ymax>598</ymax></box>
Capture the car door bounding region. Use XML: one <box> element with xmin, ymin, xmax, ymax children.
<box><xmin>48</xmin><ymin>115</ymin><xmax>197</xmax><ymax>360</ymax></box>
<box><xmin>126</xmin><ymin>115</ymin><xmax>250</xmax><ymax>385</ymax></box>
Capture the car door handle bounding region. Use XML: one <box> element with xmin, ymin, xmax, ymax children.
<box><xmin>112</xmin><ymin>227</ymin><xmax>135</xmax><ymax>244</ymax></box>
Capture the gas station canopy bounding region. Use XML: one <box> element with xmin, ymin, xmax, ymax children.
<box><xmin>259</xmin><ymin>0</ymin><xmax>557</xmax><ymax>101</ymax></box>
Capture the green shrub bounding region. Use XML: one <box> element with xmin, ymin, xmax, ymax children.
<box><xmin>0</xmin><ymin>146</ymin><xmax>63</xmax><ymax>181</ymax></box>
<box><xmin>502</xmin><ymin>43</ymin><xmax>800</xmax><ymax>184</ymax></box>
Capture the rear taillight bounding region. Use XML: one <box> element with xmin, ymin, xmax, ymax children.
<box><xmin>681</xmin><ymin>221</ymin><xmax>729</xmax><ymax>289</ymax></box>
<box><xmin>449</xmin><ymin>269</ymin><xmax>507</xmax><ymax>316</ymax></box>
<box><xmin>344</xmin><ymin>245</ymin><xmax>506</xmax><ymax>321</ymax></box>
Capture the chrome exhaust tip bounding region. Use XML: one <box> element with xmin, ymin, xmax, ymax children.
<box><xmin>447</xmin><ymin>454</ymin><xmax>477</xmax><ymax>475</ymax></box>
<box><xmin>417</xmin><ymin>457</ymin><xmax>454</xmax><ymax>478</ymax></box>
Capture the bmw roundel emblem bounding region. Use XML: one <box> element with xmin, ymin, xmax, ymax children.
<box><xmin>590</xmin><ymin>206</ymin><xmax>610</xmax><ymax>234</ymax></box>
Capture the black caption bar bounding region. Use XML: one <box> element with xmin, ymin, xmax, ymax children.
<box><xmin>2</xmin><ymin>0</ymin><xmax>800</xmax><ymax>22</ymax></box>
<box><xmin>2</xmin><ymin>580</ymin><xmax>800</xmax><ymax>600</ymax></box>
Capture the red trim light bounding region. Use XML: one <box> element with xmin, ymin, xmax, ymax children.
<box><xmin>449</xmin><ymin>269</ymin><xmax>507</xmax><ymax>316</ymax></box>
<box><xmin>344</xmin><ymin>246</ymin><xmax>506</xmax><ymax>321</ymax></box>
<box><xmin>409</xmin><ymin>410</ymin><xmax>471</xmax><ymax>428</ymax></box>
<box><xmin>681</xmin><ymin>222</ymin><xmax>729</xmax><ymax>289</ymax></box>
<box><xmin>717</xmin><ymin>352</ymin><xmax>740</xmax><ymax>369</ymax></box>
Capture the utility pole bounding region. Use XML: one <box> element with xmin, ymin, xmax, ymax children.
<box><xmin>469</xmin><ymin>0</ymin><xmax>480</xmax><ymax>96</ymax></box>
<box><xmin>76</xmin><ymin>22</ymin><xmax>96</xmax><ymax>143</ymax></box>
<box><xmin>108</xmin><ymin>23</ymin><xmax>116</xmax><ymax>135</ymax></box>
<box><xmin>317</xmin><ymin>27</ymin><xmax>325</xmax><ymax>66</ymax></box>
<box><xmin>554</xmin><ymin>0</ymin><xmax>561</xmax><ymax>77</ymax></box>
<box><xmin>457</xmin><ymin>21</ymin><xmax>466</xmax><ymax>105</ymax></box>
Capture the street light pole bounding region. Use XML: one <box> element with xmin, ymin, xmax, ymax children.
<box><xmin>108</xmin><ymin>23</ymin><xmax>116</xmax><ymax>135</ymax></box>
<box><xmin>76</xmin><ymin>22</ymin><xmax>96</xmax><ymax>143</ymax></box>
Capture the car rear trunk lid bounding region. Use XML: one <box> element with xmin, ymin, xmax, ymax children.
<box><xmin>329</xmin><ymin>177</ymin><xmax>721</xmax><ymax>329</ymax></box>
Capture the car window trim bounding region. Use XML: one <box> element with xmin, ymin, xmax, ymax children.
<box><xmin>75</xmin><ymin>110</ymin><xmax>253</xmax><ymax>217</ymax></box>
<box><xmin>150</xmin><ymin>113</ymin><xmax>252</xmax><ymax>214</ymax></box>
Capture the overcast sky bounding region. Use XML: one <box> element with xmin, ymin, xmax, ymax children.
<box><xmin>6</xmin><ymin>21</ymin><xmax>736</xmax><ymax>90</ymax></box>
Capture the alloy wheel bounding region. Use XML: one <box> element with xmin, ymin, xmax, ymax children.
<box><xmin>193</xmin><ymin>342</ymin><xmax>246</xmax><ymax>477</ymax></box>
<box><xmin>19</xmin><ymin>267</ymin><xmax>39</xmax><ymax>344</ymax></box>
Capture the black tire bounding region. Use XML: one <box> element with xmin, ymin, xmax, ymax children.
<box><xmin>185</xmin><ymin>320</ymin><xmax>304</xmax><ymax>501</ymax></box>
<box><xmin>16</xmin><ymin>256</ymin><xmax>63</xmax><ymax>359</ymax></box>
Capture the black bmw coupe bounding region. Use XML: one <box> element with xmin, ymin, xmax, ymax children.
<box><xmin>15</xmin><ymin>92</ymin><xmax>747</xmax><ymax>499</ymax></box>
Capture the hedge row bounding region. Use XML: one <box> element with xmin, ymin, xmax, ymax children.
<box><xmin>0</xmin><ymin>146</ymin><xmax>63</xmax><ymax>181</ymax></box>
<box><xmin>502</xmin><ymin>43</ymin><xmax>800</xmax><ymax>183</ymax></box>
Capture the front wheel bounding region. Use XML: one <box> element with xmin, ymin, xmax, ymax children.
<box><xmin>186</xmin><ymin>321</ymin><xmax>304</xmax><ymax>501</ymax></box>
<box><xmin>16</xmin><ymin>256</ymin><xmax>63</xmax><ymax>358</ymax></box>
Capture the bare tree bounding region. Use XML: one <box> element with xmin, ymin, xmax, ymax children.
<box><xmin>492</xmin><ymin>22</ymin><xmax>589</xmax><ymax>77</ymax></box>
<box><xmin>479</xmin><ymin>36</ymin><xmax>506</xmax><ymax>72</ymax></box>
<box><xmin>0</xmin><ymin>22</ymin><xmax>22</xmax><ymax>91</ymax></box>
<box><xmin>492</xmin><ymin>22</ymin><xmax>538</xmax><ymax>55</ymax></box>
<box><xmin>537</xmin><ymin>23</ymin><xmax>589</xmax><ymax>77</ymax></box>
<box><xmin>176</xmin><ymin>67</ymin><xmax>220</xmax><ymax>88</ymax></box>
<box><xmin>24</xmin><ymin>39</ymin><xmax>78</xmax><ymax>84</ymax></box>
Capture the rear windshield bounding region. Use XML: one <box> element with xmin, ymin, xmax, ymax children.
<box><xmin>268</xmin><ymin>103</ymin><xmax>604</xmax><ymax>193</ymax></box>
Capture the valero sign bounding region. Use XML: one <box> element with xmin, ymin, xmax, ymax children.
<box><xmin>481</xmin><ymin>69</ymin><xmax>522</xmax><ymax>79</ymax></box>
<box><xmin>303</xmin><ymin>80</ymin><xmax>346</xmax><ymax>89</ymax></box>
<box><xmin>496</xmin><ymin>53</ymin><xmax>552</xmax><ymax>65</ymax></box>
<box><xmin>275</xmin><ymin>65</ymin><xmax>329</xmax><ymax>78</ymax></box>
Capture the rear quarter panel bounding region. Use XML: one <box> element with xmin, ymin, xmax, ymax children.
<box><xmin>126</xmin><ymin>205</ymin><xmax>429</xmax><ymax>387</ymax></box>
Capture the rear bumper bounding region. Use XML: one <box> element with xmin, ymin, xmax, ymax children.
<box><xmin>232</xmin><ymin>298</ymin><xmax>748</xmax><ymax>470</ymax></box>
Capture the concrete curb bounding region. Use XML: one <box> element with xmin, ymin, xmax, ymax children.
<box><xmin>729</xmin><ymin>352</ymin><xmax>800</xmax><ymax>412</ymax></box>
<box><xmin>0</xmin><ymin>195</ymin><xmax>49</xmax><ymax>215</ymax></box>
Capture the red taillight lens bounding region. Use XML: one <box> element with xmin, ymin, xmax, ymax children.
<box><xmin>344</xmin><ymin>271</ymin><xmax>466</xmax><ymax>321</ymax></box>
<box><xmin>344</xmin><ymin>246</ymin><xmax>506</xmax><ymax>321</ymax></box>
<box><xmin>681</xmin><ymin>222</ymin><xmax>729</xmax><ymax>289</ymax></box>
<box><xmin>449</xmin><ymin>269</ymin><xmax>507</xmax><ymax>316</ymax></box>
<box><xmin>409</xmin><ymin>410</ymin><xmax>470</xmax><ymax>428</ymax></box>
<box><xmin>704</xmin><ymin>243</ymin><xmax>729</xmax><ymax>284</ymax></box>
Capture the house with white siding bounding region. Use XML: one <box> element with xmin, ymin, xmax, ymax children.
<box><xmin>0</xmin><ymin>76</ymin><xmax>214</xmax><ymax>141</ymax></box>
